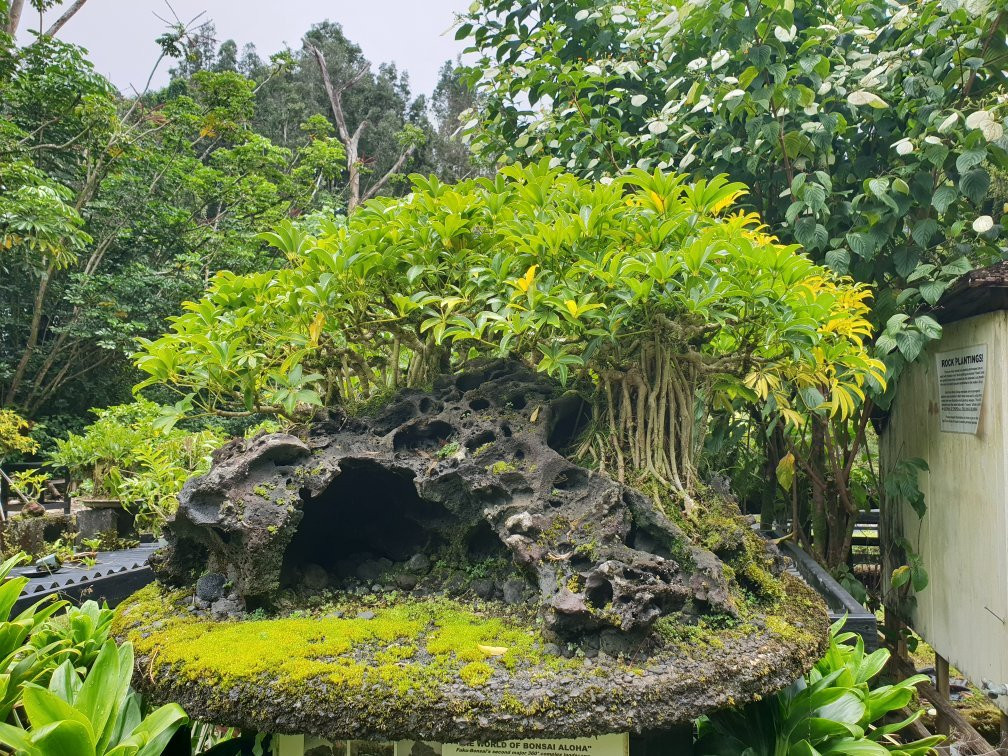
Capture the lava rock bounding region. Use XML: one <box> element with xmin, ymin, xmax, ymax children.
<box><xmin>406</xmin><ymin>553</ymin><xmax>431</xmax><ymax>574</ymax></box>
<box><xmin>395</xmin><ymin>573</ymin><xmax>419</xmax><ymax>590</ymax></box>
<box><xmin>502</xmin><ymin>578</ymin><xmax>529</xmax><ymax>605</ymax></box>
<box><xmin>302</xmin><ymin>563</ymin><xmax>329</xmax><ymax>591</ymax></box>
<box><xmin>196</xmin><ymin>572</ymin><xmax>228</xmax><ymax>604</ymax></box>
<box><xmin>210</xmin><ymin>596</ymin><xmax>241</xmax><ymax>619</ymax></box>
<box><xmin>471</xmin><ymin>578</ymin><xmax>494</xmax><ymax>599</ymax></box>
<box><xmin>356</xmin><ymin>558</ymin><xmax>393</xmax><ymax>583</ymax></box>
<box><xmin>159</xmin><ymin>359</ymin><xmax>742</xmax><ymax>642</ymax></box>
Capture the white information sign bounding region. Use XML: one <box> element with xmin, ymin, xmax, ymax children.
<box><xmin>442</xmin><ymin>734</ymin><xmax>628</xmax><ymax>756</ymax></box>
<box><xmin>936</xmin><ymin>344</ymin><xmax>987</xmax><ymax>434</ymax></box>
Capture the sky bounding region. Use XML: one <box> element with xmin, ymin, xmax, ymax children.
<box><xmin>21</xmin><ymin>0</ymin><xmax>469</xmax><ymax>97</ymax></box>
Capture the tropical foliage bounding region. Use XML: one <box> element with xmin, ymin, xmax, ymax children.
<box><xmin>697</xmin><ymin>620</ymin><xmax>942</xmax><ymax>755</ymax></box>
<box><xmin>456</xmin><ymin>0</ymin><xmax>1006</xmax><ymax>572</ymax></box>
<box><xmin>49</xmin><ymin>400</ymin><xmax>226</xmax><ymax>531</ymax></box>
<box><xmin>0</xmin><ymin>552</ymin><xmax>185</xmax><ymax>756</ymax></box>
<box><xmin>136</xmin><ymin>164</ymin><xmax>882</xmax><ymax>497</ymax></box>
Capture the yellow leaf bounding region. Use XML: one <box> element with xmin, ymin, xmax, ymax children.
<box><xmin>308</xmin><ymin>311</ymin><xmax>326</xmax><ymax>347</ymax></box>
<box><xmin>776</xmin><ymin>452</ymin><xmax>795</xmax><ymax>491</ymax></box>
<box><xmin>477</xmin><ymin>644</ymin><xmax>508</xmax><ymax>657</ymax></box>
<box><xmin>530</xmin><ymin>406</ymin><xmax>540</xmax><ymax>423</ymax></box>
<box><xmin>649</xmin><ymin>190</ymin><xmax>666</xmax><ymax>213</ymax></box>
<box><xmin>513</xmin><ymin>264</ymin><xmax>538</xmax><ymax>293</ymax></box>
<box><xmin>564</xmin><ymin>299</ymin><xmax>579</xmax><ymax>317</ymax></box>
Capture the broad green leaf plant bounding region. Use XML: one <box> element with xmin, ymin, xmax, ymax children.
<box><xmin>0</xmin><ymin>640</ymin><xmax>187</xmax><ymax>756</ymax></box>
<box><xmin>137</xmin><ymin>164</ymin><xmax>882</xmax><ymax>498</ymax></box>
<box><xmin>696</xmin><ymin>620</ymin><xmax>942</xmax><ymax>755</ymax></box>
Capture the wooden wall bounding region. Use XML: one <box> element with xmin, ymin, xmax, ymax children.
<box><xmin>881</xmin><ymin>310</ymin><xmax>1008</xmax><ymax>712</ymax></box>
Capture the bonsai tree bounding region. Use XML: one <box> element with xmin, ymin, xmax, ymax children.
<box><xmin>136</xmin><ymin>163</ymin><xmax>882</xmax><ymax>502</ymax></box>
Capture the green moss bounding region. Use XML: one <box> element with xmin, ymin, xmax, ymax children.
<box><xmin>437</xmin><ymin>441</ymin><xmax>461</xmax><ymax>459</ymax></box>
<box><xmin>113</xmin><ymin>585</ymin><xmax>577</xmax><ymax>701</ymax></box>
<box><xmin>489</xmin><ymin>461</ymin><xmax>518</xmax><ymax>474</ymax></box>
<box><xmin>347</xmin><ymin>389</ymin><xmax>397</xmax><ymax>417</ymax></box>
<box><xmin>653</xmin><ymin>616</ymin><xmax>727</xmax><ymax>651</ymax></box>
<box><xmin>459</xmin><ymin>661</ymin><xmax>493</xmax><ymax>686</ymax></box>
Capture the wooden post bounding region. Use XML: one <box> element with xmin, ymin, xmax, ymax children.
<box><xmin>935</xmin><ymin>653</ymin><xmax>951</xmax><ymax>736</ymax></box>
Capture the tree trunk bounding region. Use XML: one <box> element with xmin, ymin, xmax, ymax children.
<box><xmin>809</xmin><ymin>417</ymin><xmax>828</xmax><ymax>562</ymax></box>
<box><xmin>588</xmin><ymin>337</ymin><xmax>702</xmax><ymax>498</ymax></box>
<box><xmin>5</xmin><ymin>265</ymin><xmax>53</xmax><ymax>408</ymax></box>
<box><xmin>43</xmin><ymin>0</ymin><xmax>88</xmax><ymax>37</ymax></box>
<box><xmin>5</xmin><ymin>0</ymin><xmax>25</xmax><ymax>35</ymax></box>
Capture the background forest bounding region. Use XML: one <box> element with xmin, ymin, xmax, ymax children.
<box><xmin>1</xmin><ymin>6</ymin><xmax>479</xmax><ymax>437</ymax></box>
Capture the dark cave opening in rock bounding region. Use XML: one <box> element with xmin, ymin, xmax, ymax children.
<box><xmin>547</xmin><ymin>394</ymin><xmax>591</xmax><ymax>452</ymax></box>
<box><xmin>280</xmin><ymin>458</ymin><xmax>451</xmax><ymax>584</ymax></box>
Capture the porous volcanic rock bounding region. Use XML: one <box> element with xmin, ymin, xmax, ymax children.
<box><xmin>155</xmin><ymin>359</ymin><xmax>743</xmax><ymax>643</ymax></box>
<box><xmin>124</xmin><ymin>359</ymin><xmax>830</xmax><ymax>740</ymax></box>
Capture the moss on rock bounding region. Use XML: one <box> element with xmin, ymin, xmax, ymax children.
<box><xmin>114</xmin><ymin>574</ymin><xmax>828</xmax><ymax>742</ymax></box>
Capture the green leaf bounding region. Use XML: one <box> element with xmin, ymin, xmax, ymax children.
<box><xmin>75</xmin><ymin>641</ymin><xmax>122</xmax><ymax>747</ymax></box>
<box><xmin>32</xmin><ymin>720</ymin><xmax>96</xmax><ymax>756</ymax></box>
<box><xmin>910</xmin><ymin>218</ymin><xmax>938</xmax><ymax>247</ymax></box>
<box><xmin>914</xmin><ymin>315</ymin><xmax>942</xmax><ymax>340</ymax></box>
<box><xmin>955</xmin><ymin>147</ymin><xmax>986</xmax><ymax>174</ymax></box>
<box><xmin>960</xmin><ymin>168</ymin><xmax>990</xmax><ymax>204</ymax></box>
<box><xmin>824</xmin><ymin>248</ymin><xmax>850</xmax><ymax>274</ymax></box>
<box><xmin>893</xmin><ymin>329</ymin><xmax>925</xmax><ymax>361</ymax></box>
<box><xmin>918</xmin><ymin>280</ymin><xmax>946</xmax><ymax>305</ymax></box>
<box><xmin>22</xmin><ymin>686</ymin><xmax>93</xmax><ymax>736</ymax></box>
<box><xmin>931</xmin><ymin>185</ymin><xmax>957</xmax><ymax>214</ymax></box>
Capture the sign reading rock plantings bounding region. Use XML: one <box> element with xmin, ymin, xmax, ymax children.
<box><xmin>442</xmin><ymin>734</ymin><xmax>628</xmax><ymax>756</ymax></box>
<box><xmin>936</xmin><ymin>344</ymin><xmax>987</xmax><ymax>434</ymax></box>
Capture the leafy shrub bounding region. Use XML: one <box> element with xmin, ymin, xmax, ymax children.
<box><xmin>7</xmin><ymin>469</ymin><xmax>50</xmax><ymax>502</ymax></box>
<box><xmin>0</xmin><ymin>410</ymin><xmax>37</xmax><ymax>461</ymax></box>
<box><xmin>137</xmin><ymin>165</ymin><xmax>882</xmax><ymax>493</ymax></box>
<box><xmin>50</xmin><ymin>399</ymin><xmax>224</xmax><ymax>531</ymax></box>
<box><xmin>30</xmin><ymin>600</ymin><xmax>114</xmax><ymax>674</ymax></box>
<box><xmin>0</xmin><ymin>554</ymin><xmax>186</xmax><ymax>756</ymax></box>
<box><xmin>696</xmin><ymin>620</ymin><xmax>942</xmax><ymax>755</ymax></box>
<box><xmin>0</xmin><ymin>640</ymin><xmax>187</xmax><ymax>756</ymax></box>
<box><xmin>0</xmin><ymin>554</ymin><xmax>68</xmax><ymax>721</ymax></box>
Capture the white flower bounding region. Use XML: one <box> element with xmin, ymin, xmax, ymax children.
<box><xmin>630</xmin><ymin>94</ymin><xmax>649</xmax><ymax>107</ymax></box>
<box><xmin>937</xmin><ymin>112</ymin><xmax>959</xmax><ymax>133</ymax></box>
<box><xmin>973</xmin><ymin>215</ymin><xmax>994</xmax><ymax>233</ymax></box>
<box><xmin>893</xmin><ymin>138</ymin><xmax>914</xmax><ymax>155</ymax></box>
<box><xmin>647</xmin><ymin>121</ymin><xmax>669</xmax><ymax>135</ymax></box>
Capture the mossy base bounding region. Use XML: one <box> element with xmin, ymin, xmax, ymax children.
<box><xmin>114</xmin><ymin>575</ymin><xmax>828</xmax><ymax>742</ymax></box>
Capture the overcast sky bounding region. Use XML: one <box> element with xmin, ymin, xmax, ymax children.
<box><xmin>21</xmin><ymin>0</ymin><xmax>469</xmax><ymax>97</ymax></box>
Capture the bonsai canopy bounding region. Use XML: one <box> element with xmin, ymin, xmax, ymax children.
<box><xmin>115</xmin><ymin>361</ymin><xmax>828</xmax><ymax>742</ymax></box>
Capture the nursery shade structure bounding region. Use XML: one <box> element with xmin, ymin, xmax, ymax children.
<box><xmin>114</xmin><ymin>362</ymin><xmax>828</xmax><ymax>742</ymax></box>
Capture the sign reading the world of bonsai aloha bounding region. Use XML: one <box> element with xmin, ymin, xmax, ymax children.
<box><xmin>936</xmin><ymin>344</ymin><xmax>987</xmax><ymax>434</ymax></box>
<box><xmin>442</xmin><ymin>735</ymin><xmax>628</xmax><ymax>756</ymax></box>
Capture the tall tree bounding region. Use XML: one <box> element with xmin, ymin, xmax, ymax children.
<box><xmin>0</xmin><ymin>17</ymin><xmax>344</xmax><ymax>419</ymax></box>
<box><xmin>428</xmin><ymin>59</ymin><xmax>488</xmax><ymax>182</ymax></box>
